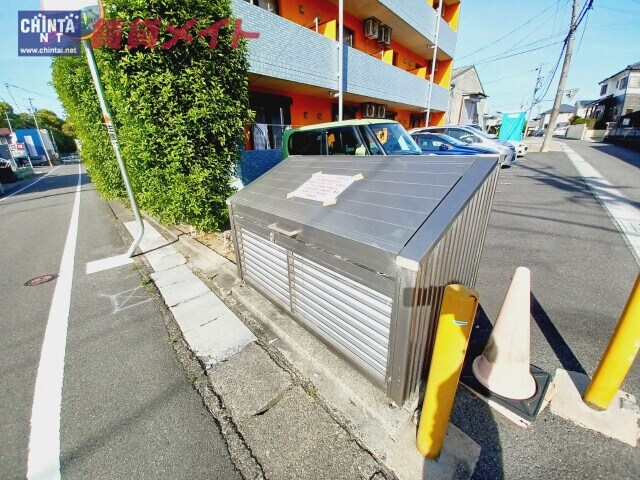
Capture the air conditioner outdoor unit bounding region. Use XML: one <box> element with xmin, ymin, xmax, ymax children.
<box><xmin>364</xmin><ymin>17</ymin><xmax>380</xmax><ymax>39</ymax></box>
<box><xmin>377</xmin><ymin>24</ymin><xmax>392</xmax><ymax>46</ymax></box>
<box><xmin>361</xmin><ymin>103</ymin><xmax>376</xmax><ymax>118</ymax></box>
<box><xmin>377</xmin><ymin>105</ymin><xmax>387</xmax><ymax>118</ymax></box>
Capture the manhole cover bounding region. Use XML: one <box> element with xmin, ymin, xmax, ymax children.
<box><xmin>25</xmin><ymin>274</ymin><xmax>58</xmax><ymax>286</ymax></box>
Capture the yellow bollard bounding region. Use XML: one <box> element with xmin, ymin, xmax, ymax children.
<box><xmin>416</xmin><ymin>284</ymin><xmax>479</xmax><ymax>459</ymax></box>
<box><xmin>583</xmin><ymin>273</ymin><xmax>640</xmax><ymax>411</ymax></box>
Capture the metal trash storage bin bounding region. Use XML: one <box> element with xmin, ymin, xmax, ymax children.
<box><xmin>228</xmin><ymin>154</ymin><xmax>499</xmax><ymax>405</ymax></box>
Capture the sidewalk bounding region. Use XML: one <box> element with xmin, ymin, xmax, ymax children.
<box><xmin>109</xmin><ymin>203</ymin><xmax>481</xmax><ymax>480</ymax></box>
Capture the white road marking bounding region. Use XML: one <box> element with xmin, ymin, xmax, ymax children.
<box><xmin>27</xmin><ymin>164</ymin><xmax>82</xmax><ymax>480</ymax></box>
<box><xmin>0</xmin><ymin>166</ymin><xmax>62</xmax><ymax>203</ymax></box>
<box><xmin>86</xmin><ymin>253</ymin><xmax>133</xmax><ymax>274</ymax></box>
<box><xmin>562</xmin><ymin>144</ymin><xmax>640</xmax><ymax>266</ymax></box>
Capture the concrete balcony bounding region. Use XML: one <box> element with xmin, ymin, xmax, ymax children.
<box><xmin>233</xmin><ymin>0</ymin><xmax>449</xmax><ymax>112</ymax></box>
<box><xmin>345</xmin><ymin>47</ymin><xmax>449</xmax><ymax>112</ymax></box>
<box><xmin>375</xmin><ymin>0</ymin><xmax>457</xmax><ymax>58</ymax></box>
<box><xmin>232</xmin><ymin>0</ymin><xmax>338</xmax><ymax>91</ymax></box>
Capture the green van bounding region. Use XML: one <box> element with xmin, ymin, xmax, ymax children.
<box><xmin>282</xmin><ymin>119</ymin><xmax>422</xmax><ymax>158</ymax></box>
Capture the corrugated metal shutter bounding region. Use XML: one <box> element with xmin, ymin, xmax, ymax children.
<box><xmin>291</xmin><ymin>254</ymin><xmax>392</xmax><ymax>384</ymax></box>
<box><xmin>239</xmin><ymin>229</ymin><xmax>290</xmax><ymax>307</ymax></box>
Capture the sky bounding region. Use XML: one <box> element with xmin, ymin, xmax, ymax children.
<box><xmin>455</xmin><ymin>0</ymin><xmax>640</xmax><ymax>117</ymax></box>
<box><xmin>0</xmin><ymin>0</ymin><xmax>639</xmax><ymax>121</ymax></box>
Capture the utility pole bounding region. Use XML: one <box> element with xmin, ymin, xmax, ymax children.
<box><xmin>541</xmin><ymin>0</ymin><xmax>580</xmax><ymax>152</ymax></box>
<box><xmin>525</xmin><ymin>64</ymin><xmax>544</xmax><ymax>137</ymax></box>
<box><xmin>5</xmin><ymin>111</ymin><xmax>13</xmax><ymax>132</ymax></box>
<box><xmin>27</xmin><ymin>98</ymin><xmax>52</xmax><ymax>167</ymax></box>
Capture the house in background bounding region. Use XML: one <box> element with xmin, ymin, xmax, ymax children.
<box><xmin>585</xmin><ymin>61</ymin><xmax>640</xmax><ymax>126</ymax></box>
<box><xmin>446</xmin><ymin>65</ymin><xmax>487</xmax><ymax>129</ymax></box>
<box><xmin>538</xmin><ymin>104</ymin><xmax>576</xmax><ymax>130</ymax></box>
<box><xmin>235</xmin><ymin>0</ymin><xmax>461</xmax><ymax>184</ymax></box>
<box><xmin>575</xmin><ymin>99</ymin><xmax>596</xmax><ymax>118</ymax></box>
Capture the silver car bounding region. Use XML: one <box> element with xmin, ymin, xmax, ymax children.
<box><xmin>411</xmin><ymin>125</ymin><xmax>516</xmax><ymax>167</ymax></box>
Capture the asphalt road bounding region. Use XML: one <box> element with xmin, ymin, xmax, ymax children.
<box><xmin>0</xmin><ymin>164</ymin><xmax>241</xmax><ymax>480</ymax></box>
<box><xmin>455</xmin><ymin>142</ymin><xmax>640</xmax><ymax>480</ymax></box>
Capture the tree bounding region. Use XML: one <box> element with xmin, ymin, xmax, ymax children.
<box><xmin>0</xmin><ymin>102</ymin><xmax>34</xmax><ymax>130</ymax></box>
<box><xmin>51</xmin><ymin>0</ymin><xmax>253</xmax><ymax>231</ymax></box>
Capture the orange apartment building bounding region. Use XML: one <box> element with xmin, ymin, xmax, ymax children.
<box><xmin>233</xmin><ymin>0</ymin><xmax>461</xmax><ymax>182</ymax></box>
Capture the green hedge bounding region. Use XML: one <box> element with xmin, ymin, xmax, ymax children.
<box><xmin>51</xmin><ymin>0</ymin><xmax>252</xmax><ymax>231</ymax></box>
<box><xmin>571</xmin><ymin>116</ymin><xmax>596</xmax><ymax>128</ymax></box>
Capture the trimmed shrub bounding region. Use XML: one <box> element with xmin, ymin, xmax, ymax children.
<box><xmin>51</xmin><ymin>0</ymin><xmax>252</xmax><ymax>231</ymax></box>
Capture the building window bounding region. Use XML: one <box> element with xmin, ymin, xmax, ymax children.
<box><xmin>342</xmin><ymin>27</ymin><xmax>354</xmax><ymax>47</ymax></box>
<box><xmin>626</xmin><ymin>108</ymin><xmax>634</xmax><ymax>115</ymax></box>
<box><xmin>629</xmin><ymin>76</ymin><xmax>640</xmax><ymax>88</ymax></box>
<box><xmin>600</xmin><ymin>84</ymin><xmax>607</xmax><ymax>95</ymax></box>
<box><xmin>410</xmin><ymin>114</ymin><xmax>422</xmax><ymax>129</ymax></box>
<box><xmin>244</xmin><ymin>0</ymin><xmax>278</xmax><ymax>14</ymax></box>
<box><xmin>619</xmin><ymin>76</ymin><xmax>628</xmax><ymax>90</ymax></box>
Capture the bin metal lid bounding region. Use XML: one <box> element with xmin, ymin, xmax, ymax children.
<box><xmin>230</xmin><ymin>155</ymin><xmax>497</xmax><ymax>274</ymax></box>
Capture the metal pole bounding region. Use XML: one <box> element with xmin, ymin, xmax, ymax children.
<box><xmin>525</xmin><ymin>64</ymin><xmax>543</xmax><ymax>137</ymax></box>
<box><xmin>27</xmin><ymin>98</ymin><xmax>53</xmax><ymax>167</ymax></box>
<box><xmin>583</xmin><ymin>273</ymin><xmax>640</xmax><ymax>411</ymax></box>
<box><xmin>416</xmin><ymin>284</ymin><xmax>479</xmax><ymax>458</ymax></box>
<box><xmin>425</xmin><ymin>0</ymin><xmax>443</xmax><ymax>126</ymax></box>
<box><xmin>82</xmin><ymin>39</ymin><xmax>144</xmax><ymax>257</ymax></box>
<box><xmin>541</xmin><ymin>0</ymin><xmax>580</xmax><ymax>152</ymax></box>
<box><xmin>337</xmin><ymin>0</ymin><xmax>344</xmax><ymax>121</ymax></box>
<box><xmin>5</xmin><ymin>111</ymin><xmax>13</xmax><ymax>132</ymax></box>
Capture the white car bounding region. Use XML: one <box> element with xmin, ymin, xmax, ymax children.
<box><xmin>553</xmin><ymin>126</ymin><xmax>568</xmax><ymax>137</ymax></box>
<box><xmin>507</xmin><ymin>141</ymin><xmax>528</xmax><ymax>157</ymax></box>
<box><xmin>414</xmin><ymin>125</ymin><xmax>517</xmax><ymax>167</ymax></box>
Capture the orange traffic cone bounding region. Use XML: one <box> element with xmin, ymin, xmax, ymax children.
<box><xmin>472</xmin><ymin>267</ymin><xmax>537</xmax><ymax>400</ymax></box>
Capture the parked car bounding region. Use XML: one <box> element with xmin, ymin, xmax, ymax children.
<box><xmin>411</xmin><ymin>132</ymin><xmax>501</xmax><ymax>157</ymax></box>
<box><xmin>553</xmin><ymin>125</ymin><xmax>568</xmax><ymax>137</ymax></box>
<box><xmin>283</xmin><ymin>119</ymin><xmax>423</xmax><ymax>158</ymax></box>
<box><xmin>411</xmin><ymin>125</ymin><xmax>516</xmax><ymax>167</ymax></box>
<box><xmin>507</xmin><ymin>141</ymin><xmax>528</xmax><ymax>157</ymax></box>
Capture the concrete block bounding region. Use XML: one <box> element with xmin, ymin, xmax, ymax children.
<box><xmin>169</xmin><ymin>291</ymin><xmax>227</xmax><ymax>334</ymax></box>
<box><xmin>208</xmin><ymin>343</ymin><xmax>292</xmax><ymax>420</ymax></box>
<box><xmin>147</xmin><ymin>251</ymin><xmax>186</xmax><ymax>272</ymax></box>
<box><xmin>183</xmin><ymin>310</ymin><xmax>256</xmax><ymax>367</ymax></box>
<box><xmin>385</xmin><ymin>420</ymin><xmax>481</xmax><ymax>480</ymax></box>
<box><xmin>549</xmin><ymin>369</ymin><xmax>639</xmax><ymax>447</ymax></box>
<box><xmin>124</xmin><ymin>220</ymin><xmax>169</xmax><ymax>252</ymax></box>
<box><xmin>150</xmin><ymin>264</ymin><xmax>194</xmax><ymax>289</ymax></box>
<box><xmin>158</xmin><ymin>276</ymin><xmax>209</xmax><ymax>307</ymax></box>
<box><xmin>240</xmin><ymin>387</ymin><xmax>380</xmax><ymax>480</ymax></box>
<box><xmin>145</xmin><ymin>244</ymin><xmax>178</xmax><ymax>262</ymax></box>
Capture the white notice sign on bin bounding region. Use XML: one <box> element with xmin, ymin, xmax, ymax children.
<box><xmin>287</xmin><ymin>172</ymin><xmax>363</xmax><ymax>206</ymax></box>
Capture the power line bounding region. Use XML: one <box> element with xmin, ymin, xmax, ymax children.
<box><xmin>459</xmin><ymin>41</ymin><xmax>562</xmax><ymax>68</ymax></box>
<box><xmin>4</xmin><ymin>83</ymin><xmax>22</xmax><ymax>113</ymax></box>
<box><xmin>483</xmin><ymin>68</ymin><xmax>538</xmax><ymax>85</ymax></box>
<box><xmin>456</xmin><ymin>2</ymin><xmax>559</xmax><ymax>61</ymax></box>
<box><xmin>533</xmin><ymin>0</ymin><xmax>593</xmax><ymax>106</ymax></box>
<box><xmin>456</xmin><ymin>28</ymin><xmax>568</xmax><ymax>68</ymax></box>
<box><xmin>4</xmin><ymin>83</ymin><xmax>57</xmax><ymax>100</ymax></box>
